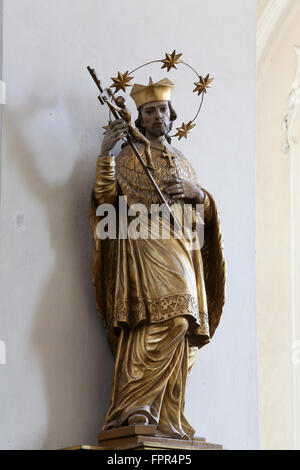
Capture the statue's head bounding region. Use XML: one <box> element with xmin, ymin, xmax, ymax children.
<box><xmin>130</xmin><ymin>78</ymin><xmax>177</xmax><ymax>140</ymax></box>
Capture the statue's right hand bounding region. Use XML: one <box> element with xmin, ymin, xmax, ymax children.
<box><xmin>100</xmin><ymin>119</ymin><xmax>129</xmax><ymax>156</ymax></box>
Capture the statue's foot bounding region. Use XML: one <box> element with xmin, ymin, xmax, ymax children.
<box><xmin>127</xmin><ymin>414</ymin><xmax>149</xmax><ymax>425</ymax></box>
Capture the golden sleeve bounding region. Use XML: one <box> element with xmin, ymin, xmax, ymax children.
<box><xmin>93</xmin><ymin>156</ymin><xmax>119</xmax><ymax>205</ymax></box>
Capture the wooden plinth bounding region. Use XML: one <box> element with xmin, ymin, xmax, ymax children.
<box><xmin>95</xmin><ymin>425</ymin><xmax>222</xmax><ymax>450</ymax></box>
<box><xmin>63</xmin><ymin>425</ymin><xmax>222</xmax><ymax>450</ymax></box>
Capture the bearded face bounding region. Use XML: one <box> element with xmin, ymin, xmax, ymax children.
<box><xmin>140</xmin><ymin>100</ymin><xmax>171</xmax><ymax>138</ymax></box>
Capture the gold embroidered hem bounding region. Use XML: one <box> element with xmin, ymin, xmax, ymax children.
<box><xmin>113</xmin><ymin>293</ymin><xmax>210</xmax><ymax>336</ymax></box>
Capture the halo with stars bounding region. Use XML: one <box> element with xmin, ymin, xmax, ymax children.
<box><xmin>106</xmin><ymin>50</ymin><xmax>214</xmax><ymax>141</ymax></box>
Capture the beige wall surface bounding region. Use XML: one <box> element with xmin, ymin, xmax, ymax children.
<box><xmin>0</xmin><ymin>0</ymin><xmax>258</xmax><ymax>449</ymax></box>
<box><xmin>257</xmin><ymin>0</ymin><xmax>300</xmax><ymax>450</ymax></box>
<box><xmin>257</xmin><ymin>0</ymin><xmax>269</xmax><ymax>19</ymax></box>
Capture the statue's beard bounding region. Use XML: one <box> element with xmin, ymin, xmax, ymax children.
<box><xmin>148</xmin><ymin>120</ymin><xmax>171</xmax><ymax>137</ymax></box>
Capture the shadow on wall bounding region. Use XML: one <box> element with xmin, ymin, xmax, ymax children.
<box><xmin>5</xmin><ymin>98</ymin><xmax>114</xmax><ymax>449</ymax></box>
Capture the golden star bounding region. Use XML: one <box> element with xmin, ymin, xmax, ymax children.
<box><xmin>193</xmin><ymin>74</ymin><xmax>214</xmax><ymax>96</ymax></box>
<box><xmin>161</xmin><ymin>50</ymin><xmax>182</xmax><ymax>72</ymax></box>
<box><xmin>102</xmin><ymin>120</ymin><xmax>112</xmax><ymax>135</ymax></box>
<box><xmin>110</xmin><ymin>71</ymin><xmax>133</xmax><ymax>93</ymax></box>
<box><xmin>174</xmin><ymin>121</ymin><xmax>196</xmax><ymax>140</ymax></box>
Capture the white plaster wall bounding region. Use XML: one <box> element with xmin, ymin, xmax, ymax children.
<box><xmin>0</xmin><ymin>0</ymin><xmax>258</xmax><ymax>449</ymax></box>
<box><xmin>257</xmin><ymin>1</ymin><xmax>300</xmax><ymax>450</ymax></box>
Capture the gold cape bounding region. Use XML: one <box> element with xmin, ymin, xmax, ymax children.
<box><xmin>89</xmin><ymin>145</ymin><xmax>225</xmax><ymax>355</ymax></box>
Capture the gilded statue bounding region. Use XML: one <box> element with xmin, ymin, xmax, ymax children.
<box><xmin>89</xmin><ymin>76</ymin><xmax>225</xmax><ymax>439</ymax></box>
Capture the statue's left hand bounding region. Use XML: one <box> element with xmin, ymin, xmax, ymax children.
<box><xmin>164</xmin><ymin>177</ymin><xmax>205</xmax><ymax>203</ymax></box>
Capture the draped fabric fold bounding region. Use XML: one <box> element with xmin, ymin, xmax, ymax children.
<box><xmin>104</xmin><ymin>317</ymin><xmax>195</xmax><ymax>439</ymax></box>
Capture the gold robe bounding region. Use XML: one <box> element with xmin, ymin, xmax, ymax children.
<box><xmin>90</xmin><ymin>144</ymin><xmax>225</xmax><ymax>437</ymax></box>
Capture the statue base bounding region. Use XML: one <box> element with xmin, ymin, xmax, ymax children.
<box><xmin>64</xmin><ymin>425</ymin><xmax>222</xmax><ymax>450</ymax></box>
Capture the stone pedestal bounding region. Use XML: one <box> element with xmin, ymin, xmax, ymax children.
<box><xmin>64</xmin><ymin>425</ymin><xmax>222</xmax><ymax>450</ymax></box>
<box><xmin>66</xmin><ymin>424</ymin><xmax>223</xmax><ymax>450</ymax></box>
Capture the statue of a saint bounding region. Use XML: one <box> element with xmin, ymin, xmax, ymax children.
<box><xmin>90</xmin><ymin>78</ymin><xmax>225</xmax><ymax>440</ymax></box>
